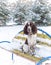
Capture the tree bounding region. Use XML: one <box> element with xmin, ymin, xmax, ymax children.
<box><xmin>13</xmin><ymin>1</ymin><xmax>33</xmax><ymax>24</ymax></box>
<box><xmin>13</xmin><ymin>2</ymin><xmax>26</xmax><ymax>24</ymax></box>
<box><xmin>32</xmin><ymin>0</ymin><xmax>51</xmax><ymax>26</ymax></box>
<box><xmin>0</xmin><ymin>1</ymin><xmax>10</xmax><ymax>25</ymax></box>
<box><xmin>12</xmin><ymin>0</ymin><xmax>51</xmax><ymax>26</ymax></box>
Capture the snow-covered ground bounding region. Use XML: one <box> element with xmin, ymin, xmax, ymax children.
<box><xmin>0</xmin><ymin>25</ymin><xmax>51</xmax><ymax>41</ymax></box>
<box><xmin>0</xmin><ymin>25</ymin><xmax>35</xmax><ymax>65</ymax></box>
<box><xmin>0</xmin><ymin>25</ymin><xmax>24</xmax><ymax>41</ymax></box>
<box><xmin>0</xmin><ymin>25</ymin><xmax>51</xmax><ymax>65</ymax></box>
<box><xmin>0</xmin><ymin>48</ymin><xmax>35</xmax><ymax>65</ymax></box>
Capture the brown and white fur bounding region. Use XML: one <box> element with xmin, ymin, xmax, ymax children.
<box><xmin>23</xmin><ymin>22</ymin><xmax>37</xmax><ymax>55</ymax></box>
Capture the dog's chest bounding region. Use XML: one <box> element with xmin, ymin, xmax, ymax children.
<box><xmin>27</xmin><ymin>35</ymin><xmax>36</xmax><ymax>46</ymax></box>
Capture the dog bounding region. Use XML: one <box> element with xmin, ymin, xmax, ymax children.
<box><xmin>23</xmin><ymin>21</ymin><xmax>37</xmax><ymax>55</ymax></box>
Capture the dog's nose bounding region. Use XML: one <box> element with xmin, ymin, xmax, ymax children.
<box><xmin>28</xmin><ymin>28</ymin><xmax>30</xmax><ymax>32</ymax></box>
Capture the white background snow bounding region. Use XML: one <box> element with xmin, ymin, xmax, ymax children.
<box><xmin>0</xmin><ymin>25</ymin><xmax>51</xmax><ymax>65</ymax></box>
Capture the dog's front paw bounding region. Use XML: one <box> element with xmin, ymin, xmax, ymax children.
<box><xmin>23</xmin><ymin>44</ymin><xmax>29</xmax><ymax>53</ymax></box>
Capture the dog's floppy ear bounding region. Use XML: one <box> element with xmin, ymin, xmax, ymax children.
<box><xmin>24</xmin><ymin>23</ymin><xmax>28</xmax><ymax>35</ymax></box>
<box><xmin>32</xmin><ymin>23</ymin><xmax>37</xmax><ymax>34</ymax></box>
<box><xmin>30</xmin><ymin>22</ymin><xmax>37</xmax><ymax>34</ymax></box>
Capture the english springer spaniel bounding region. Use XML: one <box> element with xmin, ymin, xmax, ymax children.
<box><xmin>23</xmin><ymin>22</ymin><xmax>37</xmax><ymax>55</ymax></box>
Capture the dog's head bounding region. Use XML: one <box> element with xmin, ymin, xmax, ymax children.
<box><xmin>24</xmin><ymin>22</ymin><xmax>37</xmax><ymax>35</ymax></box>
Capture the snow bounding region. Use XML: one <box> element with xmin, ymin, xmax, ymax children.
<box><xmin>0</xmin><ymin>25</ymin><xmax>51</xmax><ymax>65</ymax></box>
<box><xmin>35</xmin><ymin>44</ymin><xmax>51</xmax><ymax>57</ymax></box>
<box><xmin>38</xmin><ymin>26</ymin><xmax>51</xmax><ymax>35</ymax></box>
<box><xmin>0</xmin><ymin>25</ymin><xmax>35</xmax><ymax>65</ymax></box>
<box><xmin>0</xmin><ymin>25</ymin><xmax>24</xmax><ymax>41</ymax></box>
<box><xmin>13</xmin><ymin>54</ymin><xmax>35</xmax><ymax>65</ymax></box>
<box><xmin>37</xmin><ymin>37</ymin><xmax>51</xmax><ymax>45</ymax></box>
<box><xmin>0</xmin><ymin>48</ymin><xmax>12</xmax><ymax>65</ymax></box>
